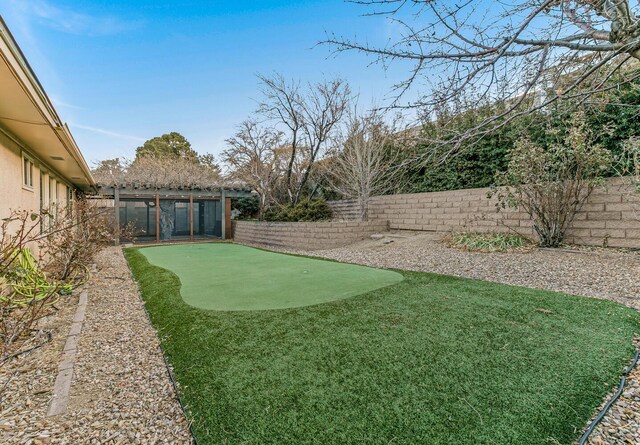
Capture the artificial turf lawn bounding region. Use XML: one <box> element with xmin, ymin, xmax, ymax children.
<box><xmin>137</xmin><ymin>243</ymin><xmax>403</xmax><ymax>310</ymax></box>
<box><xmin>125</xmin><ymin>247</ymin><xmax>639</xmax><ymax>445</ymax></box>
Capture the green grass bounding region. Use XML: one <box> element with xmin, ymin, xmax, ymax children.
<box><xmin>125</xmin><ymin>246</ymin><xmax>639</xmax><ymax>445</ymax></box>
<box><xmin>137</xmin><ymin>243</ymin><xmax>403</xmax><ymax>310</ymax></box>
<box><xmin>444</xmin><ymin>231</ymin><xmax>535</xmax><ymax>253</ymax></box>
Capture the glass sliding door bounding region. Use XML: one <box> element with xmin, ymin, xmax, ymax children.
<box><xmin>203</xmin><ymin>200</ymin><xmax>222</xmax><ymax>237</ymax></box>
<box><xmin>119</xmin><ymin>200</ymin><xmax>157</xmax><ymax>240</ymax></box>
<box><xmin>118</xmin><ymin>198</ymin><xmax>222</xmax><ymax>241</ymax></box>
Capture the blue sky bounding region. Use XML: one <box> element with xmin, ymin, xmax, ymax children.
<box><xmin>1</xmin><ymin>0</ymin><xmax>417</xmax><ymax>165</ymax></box>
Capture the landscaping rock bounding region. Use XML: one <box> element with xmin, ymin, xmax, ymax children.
<box><xmin>279</xmin><ymin>231</ymin><xmax>639</xmax><ymax>308</ymax></box>
<box><xmin>0</xmin><ymin>247</ymin><xmax>192</xmax><ymax>444</ymax></box>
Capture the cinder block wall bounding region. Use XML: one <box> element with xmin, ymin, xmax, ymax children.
<box><xmin>232</xmin><ymin>220</ymin><xmax>389</xmax><ymax>250</ymax></box>
<box><xmin>328</xmin><ymin>177</ymin><xmax>640</xmax><ymax>248</ymax></box>
<box><xmin>329</xmin><ymin>199</ymin><xmax>362</xmax><ymax>221</ymax></box>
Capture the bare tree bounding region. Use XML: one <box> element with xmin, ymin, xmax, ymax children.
<box><xmin>324</xmin><ymin>0</ymin><xmax>640</xmax><ymax>155</ymax></box>
<box><xmin>257</xmin><ymin>74</ymin><xmax>304</xmax><ymax>201</ymax></box>
<box><xmin>328</xmin><ymin>109</ymin><xmax>401</xmax><ymax>220</ymax></box>
<box><xmin>92</xmin><ymin>158</ymin><xmax>128</xmax><ymax>186</ymax></box>
<box><xmin>128</xmin><ymin>156</ymin><xmax>222</xmax><ymax>189</ymax></box>
<box><xmin>222</xmin><ymin>120</ymin><xmax>284</xmax><ymax>215</ymax></box>
<box><xmin>93</xmin><ymin>156</ymin><xmax>223</xmax><ymax>189</ymax></box>
<box><xmin>258</xmin><ymin>74</ymin><xmax>351</xmax><ymax>204</ymax></box>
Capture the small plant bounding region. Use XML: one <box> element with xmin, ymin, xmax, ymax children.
<box><xmin>443</xmin><ymin>232</ymin><xmax>535</xmax><ymax>253</ymax></box>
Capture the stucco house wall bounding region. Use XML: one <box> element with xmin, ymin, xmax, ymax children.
<box><xmin>0</xmin><ymin>17</ymin><xmax>93</xmax><ymax>225</ymax></box>
<box><xmin>0</xmin><ymin>129</ymin><xmax>73</xmax><ymax>220</ymax></box>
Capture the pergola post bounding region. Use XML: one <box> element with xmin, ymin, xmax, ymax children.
<box><xmin>221</xmin><ymin>188</ymin><xmax>226</xmax><ymax>240</ymax></box>
<box><xmin>225</xmin><ymin>196</ymin><xmax>232</xmax><ymax>240</ymax></box>
<box><xmin>155</xmin><ymin>192</ymin><xmax>160</xmax><ymax>243</ymax></box>
<box><xmin>113</xmin><ymin>187</ymin><xmax>120</xmax><ymax>245</ymax></box>
<box><xmin>189</xmin><ymin>193</ymin><xmax>194</xmax><ymax>241</ymax></box>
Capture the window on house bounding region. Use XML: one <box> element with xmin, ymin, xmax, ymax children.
<box><xmin>49</xmin><ymin>177</ymin><xmax>57</xmax><ymax>221</ymax></box>
<box><xmin>50</xmin><ymin>177</ymin><xmax>56</xmax><ymax>203</ymax></box>
<box><xmin>67</xmin><ymin>186</ymin><xmax>74</xmax><ymax>212</ymax></box>
<box><xmin>22</xmin><ymin>154</ymin><xmax>34</xmax><ymax>189</ymax></box>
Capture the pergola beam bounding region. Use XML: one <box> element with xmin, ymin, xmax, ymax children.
<box><xmin>97</xmin><ymin>185</ymin><xmax>252</xmax><ymax>199</ymax></box>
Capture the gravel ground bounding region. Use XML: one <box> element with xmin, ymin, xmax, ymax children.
<box><xmin>585</xmin><ymin>340</ymin><xmax>640</xmax><ymax>445</ymax></box>
<box><xmin>246</xmin><ymin>232</ymin><xmax>640</xmax><ymax>445</ymax></box>
<box><xmin>280</xmin><ymin>231</ymin><xmax>640</xmax><ymax>308</ymax></box>
<box><xmin>0</xmin><ymin>293</ymin><xmax>76</xmax><ymax>444</ymax></box>
<box><xmin>1</xmin><ymin>246</ymin><xmax>192</xmax><ymax>444</ymax></box>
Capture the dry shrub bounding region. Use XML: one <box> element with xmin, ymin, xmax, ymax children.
<box><xmin>442</xmin><ymin>232</ymin><xmax>535</xmax><ymax>253</ymax></box>
<box><xmin>1</xmin><ymin>200</ymin><xmax>115</xmax><ymax>363</ymax></box>
<box><xmin>493</xmin><ymin>112</ymin><xmax>612</xmax><ymax>247</ymax></box>
<box><xmin>39</xmin><ymin>200</ymin><xmax>114</xmax><ymax>285</ymax></box>
<box><xmin>618</xmin><ymin>137</ymin><xmax>640</xmax><ymax>221</ymax></box>
<box><xmin>0</xmin><ymin>210</ymin><xmax>62</xmax><ymax>361</ymax></box>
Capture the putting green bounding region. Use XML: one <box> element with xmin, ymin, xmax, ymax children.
<box><xmin>137</xmin><ymin>243</ymin><xmax>403</xmax><ymax>311</ymax></box>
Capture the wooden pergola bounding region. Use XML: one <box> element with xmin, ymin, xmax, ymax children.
<box><xmin>98</xmin><ymin>184</ymin><xmax>253</xmax><ymax>244</ymax></box>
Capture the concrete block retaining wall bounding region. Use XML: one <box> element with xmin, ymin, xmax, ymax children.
<box><xmin>232</xmin><ymin>220</ymin><xmax>389</xmax><ymax>250</ymax></box>
<box><xmin>328</xmin><ymin>177</ymin><xmax>640</xmax><ymax>248</ymax></box>
<box><xmin>328</xmin><ymin>199</ymin><xmax>362</xmax><ymax>221</ymax></box>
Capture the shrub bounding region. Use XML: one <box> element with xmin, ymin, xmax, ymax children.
<box><xmin>617</xmin><ymin>137</ymin><xmax>640</xmax><ymax>223</ymax></box>
<box><xmin>263</xmin><ymin>198</ymin><xmax>333</xmax><ymax>222</ymax></box>
<box><xmin>1</xmin><ymin>201</ymin><xmax>114</xmax><ymax>363</ymax></box>
<box><xmin>388</xmin><ymin>70</ymin><xmax>640</xmax><ymax>195</ymax></box>
<box><xmin>493</xmin><ymin>112</ymin><xmax>612</xmax><ymax>247</ymax></box>
<box><xmin>233</xmin><ymin>196</ymin><xmax>260</xmax><ymax>220</ymax></box>
<box><xmin>39</xmin><ymin>200</ymin><xmax>113</xmax><ymax>285</ymax></box>
<box><xmin>443</xmin><ymin>232</ymin><xmax>534</xmax><ymax>253</ymax></box>
<box><xmin>619</xmin><ymin>137</ymin><xmax>640</xmax><ymax>193</ymax></box>
<box><xmin>1</xmin><ymin>210</ymin><xmax>64</xmax><ymax>361</ymax></box>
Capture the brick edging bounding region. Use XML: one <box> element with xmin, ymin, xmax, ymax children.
<box><xmin>47</xmin><ymin>288</ymin><xmax>88</xmax><ymax>417</ymax></box>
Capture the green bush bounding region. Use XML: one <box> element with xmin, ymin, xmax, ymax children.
<box><xmin>397</xmin><ymin>108</ymin><xmax>549</xmax><ymax>193</ymax></box>
<box><xmin>232</xmin><ymin>196</ymin><xmax>260</xmax><ymax>220</ymax></box>
<box><xmin>393</xmin><ymin>69</ymin><xmax>640</xmax><ymax>194</ymax></box>
<box><xmin>263</xmin><ymin>198</ymin><xmax>333</xmax><ymax>222</ymax></box>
